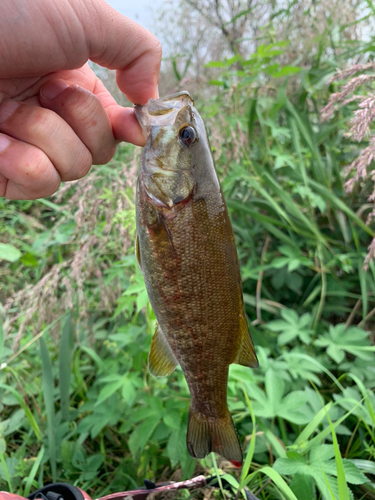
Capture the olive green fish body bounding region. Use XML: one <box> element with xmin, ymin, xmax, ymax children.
<box><xmin>135</xmin><ymin>92</ymin><xmax>258</xmax><ymax>465</ymax></box>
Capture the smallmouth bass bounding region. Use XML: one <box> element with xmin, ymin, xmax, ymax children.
<box><xmin>134</xmin><ymin>92</ymin><xmax>258</xmax><ymax>466</ymax></box>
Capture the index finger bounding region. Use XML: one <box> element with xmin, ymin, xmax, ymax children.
<box><xmin>91</xmin><ymin>77</ymin><xmax>147</xmax><ymax>146</ymax></box>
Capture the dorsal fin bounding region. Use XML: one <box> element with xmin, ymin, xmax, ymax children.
<box><xmin>148</xmin><ymin>324</ymin><xmax>179</xmax><ymax>377</ymax></box>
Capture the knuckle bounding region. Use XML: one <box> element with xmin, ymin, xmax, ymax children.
<box><xmin>152</xmin><ymin>39</ymin><xmax>162</xmax><ymax>60</ymax></box>
<box><xmin>21</xmin><ymin>106</ymin><xmax>58</xmax><ymax>139</ymax></box>
<box><xmin>40</xmin><ymin>178</ymin><xmax>61</xmax><ymax>198</ymax></box>
<box><xmin>68</xmin><ymin>87</ymin><xmax>100</xmax><ymax>125</ymax></box>
<box><xmin>22</xmin><ymin>148</ymin><xmax>60</xmax><ymax>195</ymax></box>
<box><xmin>92</xmin><ymin>143</ymin><xmax>117</xmax><ymax>165</ymax></box>
<box><xmin>73</xmin><ymin>150</ymin><xmax>93</xmax><ymax>179</ymax></box>
<box><xmin>60</xmin><ymin>147</ymin><xmax>92</xmax><ymax>182</ymax></box>
<box><xmin>23</xmin><ymin>147</ymin><xmax>50</xmax><ymax>181</ymax></box>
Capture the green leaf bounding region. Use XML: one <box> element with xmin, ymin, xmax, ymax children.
<box><xmin>167</xmin><ymin>428</ymin><xmax>186</xmax><ymax>466</ymax></box>
<box><xmin>128</xmin><ymin>416</ymin><xmax>160</xmax><ymax>455</ymax></box>
<box><xmin>123</xmin><ymin>282</ymin><xmax>146</xmax><ymax>296</ymax></box>
<box><xmin>273</xmin><ymin>452</ymin><xmax>310</xmax><ymax>475</ymax></box>
<box><xmin>266</xmin><ymin>309</ymin><xmax>313</xmax><ymax>345</ymax></box>
<box><xmin>136</xmin><ymin>289</ymin><xmax>149</xmax><ymax>312</ymax></box>
<box><xmin>289</xmin><ymin>474</ymin><xmax>316</xmax><ymax>500</ymax></box>
<box><xmin>0</xmin><ymin>243</ymin><xmax>21</xmax><ymax>262</ymax></box>
<box><xmin>349</xmin><ymin>459</ymin><xmax>375</xmax><ymax>476</ymax></box>
<box><xmin>310</xmin><ymin>444</ymin><xmax>334</xmax><ymax>463</ymax></box>
<box><xmin>96</xmin><ymin>378</ymin><xmax>124</xmax><ymax>405</ymax></box>
<box><xmin>251</xmin><ymin>369</ymin><xmax>310</xmax><ymax>424</ymax></box>
<box><xmin>272</xmin><ymin>66</ymin><xmax>302</xmax><ymax>78</ymax></box>
<box><xmin>122</xmin><ymin>377</ymin><xmax>136</xmax><ymax>406</ymax></box>
<box><xmin>315</xmin><ymin>324</ymin><xmax>375</xmax><ymax>363</ymax></box>
<box><xmin>0</xmin><ymin>384</ymin><xmax>41</xmax><ymax>440</ymax></box>
<box><xmin>163</xmin><ymin>410</ymin><xmax>181</xmax><ymax>430</ymax></box>
<box><xmin>341</xmin><ymin>460</ymin><xmax>369</xmax><ymax>485</ymax></box>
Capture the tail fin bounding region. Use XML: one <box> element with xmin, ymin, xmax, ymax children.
<box><xmin>186</xmin><ymin>407</ymin><xmax>242</xmax><ymax>467</ymax></box>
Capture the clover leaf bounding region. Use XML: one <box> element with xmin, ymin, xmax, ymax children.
<box><xmin>267</xmin><ymin>309</ymin><xmax>314</xmax><ymax>345</ymax></box>
<box><xmin>315</xmin><ymin>324</ymin><xmax>375</xmax><ymax>363</ymax></box>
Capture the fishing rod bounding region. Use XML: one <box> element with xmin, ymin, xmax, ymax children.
<box><xmin>22</xmin><ymin>475</ymin><xmax>260</xmax><ymax>500</ymax></box>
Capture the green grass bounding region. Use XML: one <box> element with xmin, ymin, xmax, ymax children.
<box><xmin>1</xmin><ymin>15</ymin><xmax>375</xmax><ymax>500</ymax></box>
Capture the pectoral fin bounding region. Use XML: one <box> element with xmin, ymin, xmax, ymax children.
<box><xmin>148</xmin><ymin>324</ymin><xmax>179</xmax><ymax>377</ymax></box>
<box><xmin>135</xmin><ymin>233</ymin><xmax>142</xmax><ymax>271</ymax></box>
<box><xmin>233</xmin><ymin>314</ymin><xmax>258</xmax><ymax>368</ymax></box>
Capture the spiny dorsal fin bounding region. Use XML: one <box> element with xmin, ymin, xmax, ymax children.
<box><xmin>233</xmin><ymin>314</ymin><xmax>258</xmax><ymax>368</ymax></box>
<box><xmin>135</xmin><ymin>233</ymin><xmax>142</xmax><ymax>271</ymax></box>
<box><xmin>148</xmin><ymin>324</ymin><xmax>179</xmax><ymax>377</ymax></box>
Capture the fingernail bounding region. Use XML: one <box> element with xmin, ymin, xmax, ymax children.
<box><xmin>40</xmin><ymin>80</ymin><xmax>70</xmax><ymax>100</ymax></box>
<box><xmin>0</xmin><ymin>101</ymin><xmax>20</xmax><ymax>124</ymax></box>
<box><xmin>0</xmin><ymin>134</ymin><xmax>10</xmax><ymax>152</ymax></box>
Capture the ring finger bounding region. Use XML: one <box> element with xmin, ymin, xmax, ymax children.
<box><xmin>0</xmin><ymin>100</ymin><xmax>93</xmax><ymax>183</ymax></box>
<box><xmin>0</xmin><ymin>132</ymin><xmax>61</xmax><ymax>199</ymax></box>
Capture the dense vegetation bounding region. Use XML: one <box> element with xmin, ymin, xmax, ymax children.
<box><xmin>1</xmin><ymin>1</ymin><xmax>375</xmax><ymax>499</ymax></box>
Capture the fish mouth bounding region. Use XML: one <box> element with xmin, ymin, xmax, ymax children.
<box><xmin>135</xmin><ymin>91</ymin><xmax>194</xmax><ymax>139</ymax></box>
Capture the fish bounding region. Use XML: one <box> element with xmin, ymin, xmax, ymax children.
<box><xmin>134</xmin><ymin>91</ymin><xmax>258</xmax><ymax>467</ymax></box>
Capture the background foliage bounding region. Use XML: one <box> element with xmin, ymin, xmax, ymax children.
<box><xmin>1</xmin><ymin>1</ymin><xmax>375</xmax><ymax>499</ymax></box>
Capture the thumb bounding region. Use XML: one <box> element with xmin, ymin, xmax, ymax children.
<box><xmin>83</xmin><ymin>0</ymin><xmax>161</xmax><ymax>105</ymax></box>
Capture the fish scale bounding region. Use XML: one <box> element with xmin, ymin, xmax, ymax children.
<box><xmin>135</xmin><ymin>91</ymin><xmax>258</xmax><ymax>466</ymax></box>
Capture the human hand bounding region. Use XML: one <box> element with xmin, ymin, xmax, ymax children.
<box><xmin>0</xmin><ymin>0</ymin><xmax>161</xmax><ymax>199</ymax></box>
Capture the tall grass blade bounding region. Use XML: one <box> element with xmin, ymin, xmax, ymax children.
<box><xmin>326</xmin><ymin>412</ymin><xmax>350</xmax><ymax>500</ymax></box>
<box><xmin>0</xmin><ymin>452</ymin><xmax>12</xmax><ymax>492</ymax></box>
<box><xmin>242</xmin><ymin>466</ymin><xmax>298</xmax><ymax>500</ymax></box>
<box><xmin>303</xmin><ymin>399</ymin><xmax>364</xmax><ymax>454</ymax></box>
<box><xmin>348</xmin><ymin>373</ymin><xmax>375</xmax><ymax>429</ymax></box>
<box><xmin>285</xmin><ymin>353</ymin><xmax>344</xmax><ymax>391</ymax></box>
<box><xmin>294</xmin><ymin>401</ymin><xmax>333</xmax><ymax>446</ymax></box>
<box><xmin>0</xmin><ymin>313</ymin><xmax>4</xmax><ymax>363</ymax></box>
<box><xmin>59</xmin><ymin>312</ymin><xmax>74</xmax><ymax>422</ymax></box>
<box><xmin>258</xmin><ymin>421</ymin><xmax>286</xmax><ymax>458</ymax></box>
<box><xmin>285</xmin><ymin>100</ymin><xmax>326</xmax><ymax>186</ymax></box>
<box><xmin>211</xmin><ymin>453</ymin><xmax>226</xmax><ymax>498</ymax></box>
<box><xmin>247</xmin><ymin>96</ymin><xmax>257</xmax><ymax>138</ymax></box>
<box><xmin>358</xmin><ymin>265</ymin><xmax>368</xmax><ymax>320</ymax></box>
<box><xmin>307</xmin><ymin>179</ymin><xmax>374</xmax><ymax>236</ymax></box>
<box><xmin>40</xmin><ymin>337</ymin><xmax>57</xmax><ymax>482</ymax></box>
<box><xmin>23</xmin><ymin>445</ymin><xmax>45</xmax><ymax>497</ymax></box>
<box><xmin>4</xmin><ymin>312</ymin><xmax>68</xmax><ymax>368</ymax></box>
<box><xmin>240</xmin><ymin>388</ymin><xmax>257</xmax><ymax>488</ymax></box>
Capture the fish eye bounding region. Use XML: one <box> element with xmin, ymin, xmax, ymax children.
<box><xmin>179</xmin><ymin>126</ymin><xmax>197</xmax><ymax>146</ymax></box>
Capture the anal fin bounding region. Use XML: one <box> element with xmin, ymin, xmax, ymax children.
<box><xmin>148</xmin><ymin>324</ymin><xmax>179</xmax><ymax>377</ymax></box>
<box><xmin>233</xmin><ymin>313</ymin><xmax>258</xmax><ymax>368</ymax></box>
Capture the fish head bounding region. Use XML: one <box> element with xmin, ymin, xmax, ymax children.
<box><xmin>135</xmin><ymin>91</ymin><xmax>203</xmax><ymax>211</ymax></box>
